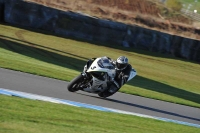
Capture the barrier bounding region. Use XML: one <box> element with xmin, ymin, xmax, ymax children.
<box><xmin>1</xmin><ymin>0</ymin><xmax>200</xmax><ymax>62</ymax></box>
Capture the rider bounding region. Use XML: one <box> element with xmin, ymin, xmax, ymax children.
<box><xmin>84</xmin><ymin>56</ymin><xmax>132</xmax><ymax>89</ymax></box>
<box><xmin>111</xmin><ymin>56</ymin><xmax>132</xmax><ymax>88</ymax></box>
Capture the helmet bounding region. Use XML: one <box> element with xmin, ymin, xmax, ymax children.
<box><xmin>116</xmin><ymin>56</ymin><xmax>128</xmax><ymax>70</ymax></box>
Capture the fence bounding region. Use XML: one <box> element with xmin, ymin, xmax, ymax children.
<box><xmin>181</xmin><ymin>9</ymin><xmax>200</xmax><ymax>22</ymax></box>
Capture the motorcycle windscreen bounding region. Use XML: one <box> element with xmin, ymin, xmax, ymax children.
<box><xmin>97</xmin><ymin>57</ymin><xmax>114</xmax><ymax>69</ymax></box>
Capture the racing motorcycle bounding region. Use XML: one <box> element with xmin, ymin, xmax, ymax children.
<box><xmin>67</xmin><ymin>57</ymin><xmax>137</xmax><ymax>98</ymax></box>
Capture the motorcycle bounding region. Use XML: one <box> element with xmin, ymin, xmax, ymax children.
<box><xmin>67</xmin><ymin>57</ymin><xmax>137</xmax><ymax>98</ymax></box>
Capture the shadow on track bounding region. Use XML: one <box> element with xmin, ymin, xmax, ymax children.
<box><xmin>76</xmin><ymin>92</ymin><xmax>200</xmax><ymax>122</ymax></box>
<box><xmin>106</xmin><ymin>98</ymin><xmax>200</xmax><ymax>122</ymax></box>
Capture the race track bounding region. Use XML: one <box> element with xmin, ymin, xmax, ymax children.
<box><xmin>0</xmin><ymin>68</ymin><xmax>200</xmax><ymax>125</ymax></box>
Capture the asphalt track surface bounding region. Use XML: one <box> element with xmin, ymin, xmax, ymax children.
<box><xmin>0</xmin><ymin>68</ymin><xmax>200</xmax><ymax>125</ymax></box>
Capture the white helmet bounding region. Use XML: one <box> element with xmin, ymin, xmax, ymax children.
<box><xmin>116</xmin><ymin>56</ymin><xmax>128</xmax><ymax>70</ymax></box>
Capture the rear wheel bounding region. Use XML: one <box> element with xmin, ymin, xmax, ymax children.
<box><xmin>98</xmin><ymin>84</ymin><xmax>120</xmax><ymax>98</ymax></box>
<box><xmin>67</xmin><ymin>74</ymin><xmax>84</xmax><ymax>92</ymax></box>
<box><xmin>98</xmin><ymin>90</ymin><xmax>113</xmax><ymax>98</ymax></box>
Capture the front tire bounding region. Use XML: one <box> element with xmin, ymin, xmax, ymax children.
<box><xmin>67</xmin><ymin>74</ymin><xmax>84</xmax><ymax>92</ymax></box>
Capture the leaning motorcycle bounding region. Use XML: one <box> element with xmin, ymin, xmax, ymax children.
<box><xmin>67</xmin><ymin>57</ymin><xmax>137</xmax><ymax>98</ymax></box>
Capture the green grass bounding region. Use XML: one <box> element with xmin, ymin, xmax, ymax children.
<box><xmin>1</xmin><ymin>95</ymin><xmax>199</xmax><ymax>133</ymax></box>
<box><xmin>0</xmin><ymin>24</ymin><xmax>200</xmax><ymax>108</ymax></box>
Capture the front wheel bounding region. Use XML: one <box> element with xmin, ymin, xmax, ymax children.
<box><xmin>67</xmin><ymin>74</ymin><xmax>84</xmax><ymax>92</ymax></box>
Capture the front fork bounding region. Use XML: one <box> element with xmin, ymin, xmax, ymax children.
<box><xmin>81</xmin><ymin>72</ymin><xmax>93</xmax><ymax>87</ymax></box>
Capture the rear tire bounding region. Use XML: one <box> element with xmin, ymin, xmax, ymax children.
<box><xmin>67</xmin><ymin>74</ymin><xmax>84</xmax><ymax>92</ymax></box>
<box><xmin>98</xmin><ymin>90</ymin><xmax>113</xmax><ymax>98</ymax></box>
<box><xmin>98</xmin><ymin>84</ymin><xmax>120</xmax><ymax>98</ymax></box>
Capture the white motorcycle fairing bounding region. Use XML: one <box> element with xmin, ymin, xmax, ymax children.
<box><xmin>83</xmin><ymin>57</ymin><xmax>116</xmax><ymax>93</ymax></box>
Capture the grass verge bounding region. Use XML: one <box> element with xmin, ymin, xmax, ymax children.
<box><xmin>0</xmin><ymin>24</ymin><xmax>200</xmax><ymax>108</ymax></box>
<box><xmin>1</xmin><ymin>95</ymin><xmax>199</xmax><ymax>133</ymax></box>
